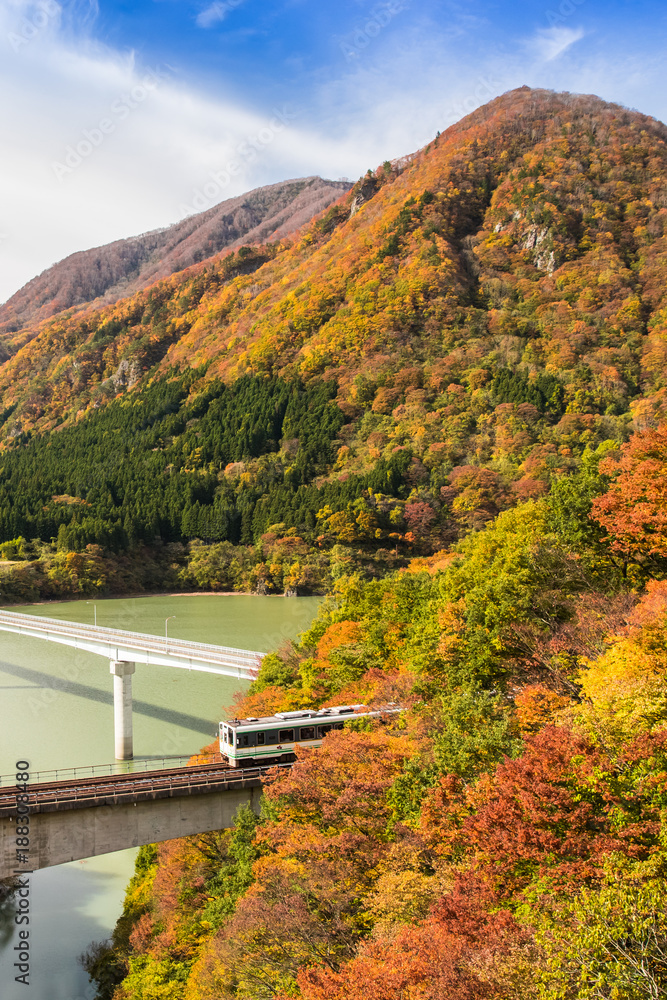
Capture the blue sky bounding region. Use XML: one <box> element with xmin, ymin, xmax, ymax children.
<box><xmin>1</xmin><ymin>0</ymin><xmax>666</xmax><ymax>303</ymax></box>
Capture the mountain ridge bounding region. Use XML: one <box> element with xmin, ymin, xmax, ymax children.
<box><xmin>0</xmin><ymin>175</ymin><xmax>351</xmax><ymax>338</ymax></box>
<box><xmin>3</xmin><ymin>86</ymin><xmax>667</xmax><ymax>1000</ymax></box>
<box><xmin>1</xmin><ymin>86</ymin><xmax>666</xmax><ymax>500</ymax></box>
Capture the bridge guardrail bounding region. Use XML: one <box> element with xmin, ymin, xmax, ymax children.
<box><xmin>0</xmin><ymin>761</ymin><xmax>292</xmax><ymax>814</ymax></box>
<box><xmin>0</xmin><ymin>610</ymin><xmax>265</xmax><ymax>665</ymax></box>
<box><xmin>0</xmin><ymin>752</ymin><xmax>222</xmax><ymax>787</ymax></box>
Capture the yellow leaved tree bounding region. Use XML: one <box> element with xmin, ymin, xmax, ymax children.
<box><xmin>573</xmin><ymin>582</ymin><xmax>667</xmax><ymax>745</ymax></box>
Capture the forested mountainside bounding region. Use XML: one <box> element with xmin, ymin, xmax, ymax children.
<box><xmin>1</xmin><ymin>86</ymin><xmax>667</xmax><ymax>602</ymax></box>
<box><xmin>5</xmin><ymin>85</ymin><xmax>667</xmax><ymax>441</ymax></box>
<box><xmin>1</xmin><ymin>85</ymin><xmax>664</xmax><ymax>996</ymax></box>
<box><xmin>0</xmin><ymin>176</ymin><xmax>350</xmax><ymax>338</ymax></box>
<box><xmin>86</xmin><ymin>433</ymin><xmax>667</xmax><ymax>999</ymax></box>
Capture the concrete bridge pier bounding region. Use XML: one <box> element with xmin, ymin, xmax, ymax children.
<box><xmin>110</xmin><ymin>660</ymin><xmax>135</xmax><ymax>760</ymax></box>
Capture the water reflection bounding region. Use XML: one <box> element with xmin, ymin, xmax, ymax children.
<box><xmin>0</xmin><ymin>880</ymin><xmax>16</xmax><ymax>950</ymax></box>
<box><xmin>0</xmin><ymin>852</ymin><xmax>139</xmax><ymax>1000</ymax></box>
<box><xmin>0</xmin><ymin>658</ymin><xmax>215</xmax><ymax>737</ymax></box>
<box><xmin>0</xmin><ymin>595</ymin><xmax>321</xmax><ymax>999</ymax></box>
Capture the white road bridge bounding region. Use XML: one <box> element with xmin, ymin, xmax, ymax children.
<box><xmin>0</xmin><ymin>610</ymin><xmax>263</xmax><ymax>759</ymax></box>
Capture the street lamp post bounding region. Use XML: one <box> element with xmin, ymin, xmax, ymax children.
<box><xmin>165</xmin><ymin>616</ymin><xmax>176</xmax><ymax>640</ymax></box>
<box><xmin>87</xmin><ymin>601</ymin><xmax>97</xmax><ymax>627</ymax></box>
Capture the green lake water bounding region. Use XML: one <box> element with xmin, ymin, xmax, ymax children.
<box><xmin>0</xmin><ymin>594</ymin><xmax>321</xmax><ymax>1000</ymax></box>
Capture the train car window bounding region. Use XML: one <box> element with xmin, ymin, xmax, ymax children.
<box><xmin>299</xmin><ymin>726</ymin><xmax>316</xmax><ymax>740</ymax></box>
<box><xmin>318</xmin><ymin>724</ymin><xmax>333</xmax><ymax>736</ymax></box>
<box><xmin>256</xmin><ymin>733</ymin><xmax>265</xmax><ymax>745</ymax></box>
<box><xmin>241</xmin><ymin>735</ymin><xmax>249</xmax><ymax>747</ymax></box>
<box><xmin>279</xmin><ymin>729</ymin><xmax>294</xmax><ymax>743</ymax></box>
<box><xmin>334</xmin><ymin>722</ymin><xmax>344</xmax><ymax>730</ymax></box>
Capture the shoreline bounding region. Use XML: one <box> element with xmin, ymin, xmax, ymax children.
<box><xmin>3</xmin><ymin>589</ymin><xmax>290</xmax><ymax>608</ymax></box>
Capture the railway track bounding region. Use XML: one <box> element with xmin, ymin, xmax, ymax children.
<box><xmin>0</xmin><ymin>760</ymin><xmax>289</xmax><ymax>817</ymax></box>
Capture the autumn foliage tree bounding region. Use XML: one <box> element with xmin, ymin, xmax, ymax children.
<box><xmin>420</xmin><ymin>726</ymin><xmax>667</xmax><ymax>901</ymax></box>
<box><xmin>592</xmin><ymin>423</ymin><xmax>667</xmax><ymax>569</ymax></box>
<box><xmin>296</xmin><ymin>880</ymin><xmax>528</xmax><ymax>1000</ymax></box>
<box><xmin>75</xmin><ymin>87</ymin><xmax>667</xmax><ymax>1000</ymax></box>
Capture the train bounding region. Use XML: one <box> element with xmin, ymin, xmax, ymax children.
<box><xmin>219</xmin><ymin>703</ymin><xmax>402</xmax><ymax>767</ymax></box>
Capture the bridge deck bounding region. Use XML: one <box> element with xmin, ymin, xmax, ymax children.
<box><xmin>0</xmin><ymin>609</ymin><xmax>263</xmax><ymax>675</ymax></box>
<box><xmin>0</xmin><ymin>752</ymin><xmax>223</xmax><ymax>787</ymax></box>
<box><xmin>0</xmin><ymin>760</ymin><xmax>286</xmax><ymax>817</ymax></box>
<box><xmin>0</xmin><ymin>760</ymin><xmax>278</xmax><ymax>877</ymax></box>
<box><xmin>0</xmin><ymin>609</ymin><xmax>263</xmax><ymax>761</ymax></box>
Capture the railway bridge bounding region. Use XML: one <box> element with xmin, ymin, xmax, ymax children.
<box><xmin>0</xmin><ymin>610</ymin><xmax>263</xmax><ymax>759</ymax></box>
<box><xmin>0</xmin><ymin>756</ymin><xmax>281</xmax><ymax>881</ymax></box>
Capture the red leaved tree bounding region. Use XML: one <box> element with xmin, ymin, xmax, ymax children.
<box><xmin>420</xmin><ymin>726</ymin><xmax>667</xmax><ymax>900</ymax></box>
<box><xmin>295</xmin><ymin>877</ymin><xmax>527</xmax><ymax>1000</ymax></box>
<box><xmin>592</xmin><ymin>423</ymin><xmax>667</xmax><ymax>564</ymax></box>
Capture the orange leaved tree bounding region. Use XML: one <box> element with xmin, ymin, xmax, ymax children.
<box><xmin>592</xmin><ymin>423</ymin><xmax>667</xmax><ymax>570</ymax></box>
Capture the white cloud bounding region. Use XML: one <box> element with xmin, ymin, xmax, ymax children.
<box><xmin>528</xmin><ymin>26</ymin><xmax>585</xmax><ymax>63</ymax></box>
<box><xmin>0</xmin><ymin>1</ymin><xmax>666</xmax><ymax>306</ymax></box>
<box><xmin>0</xmin><ymin>3</ymin><xmax>375</xmax><ymax>303</ymax></box>
<box><xmin>196</xmin><ymin>0</ymin><xmax>245</xmax><ymax>29</ymax></box>
<box><xmin>196</xmin><ymin>3</ymin><xmax>227</xmax><ymax>29</ymax></box>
